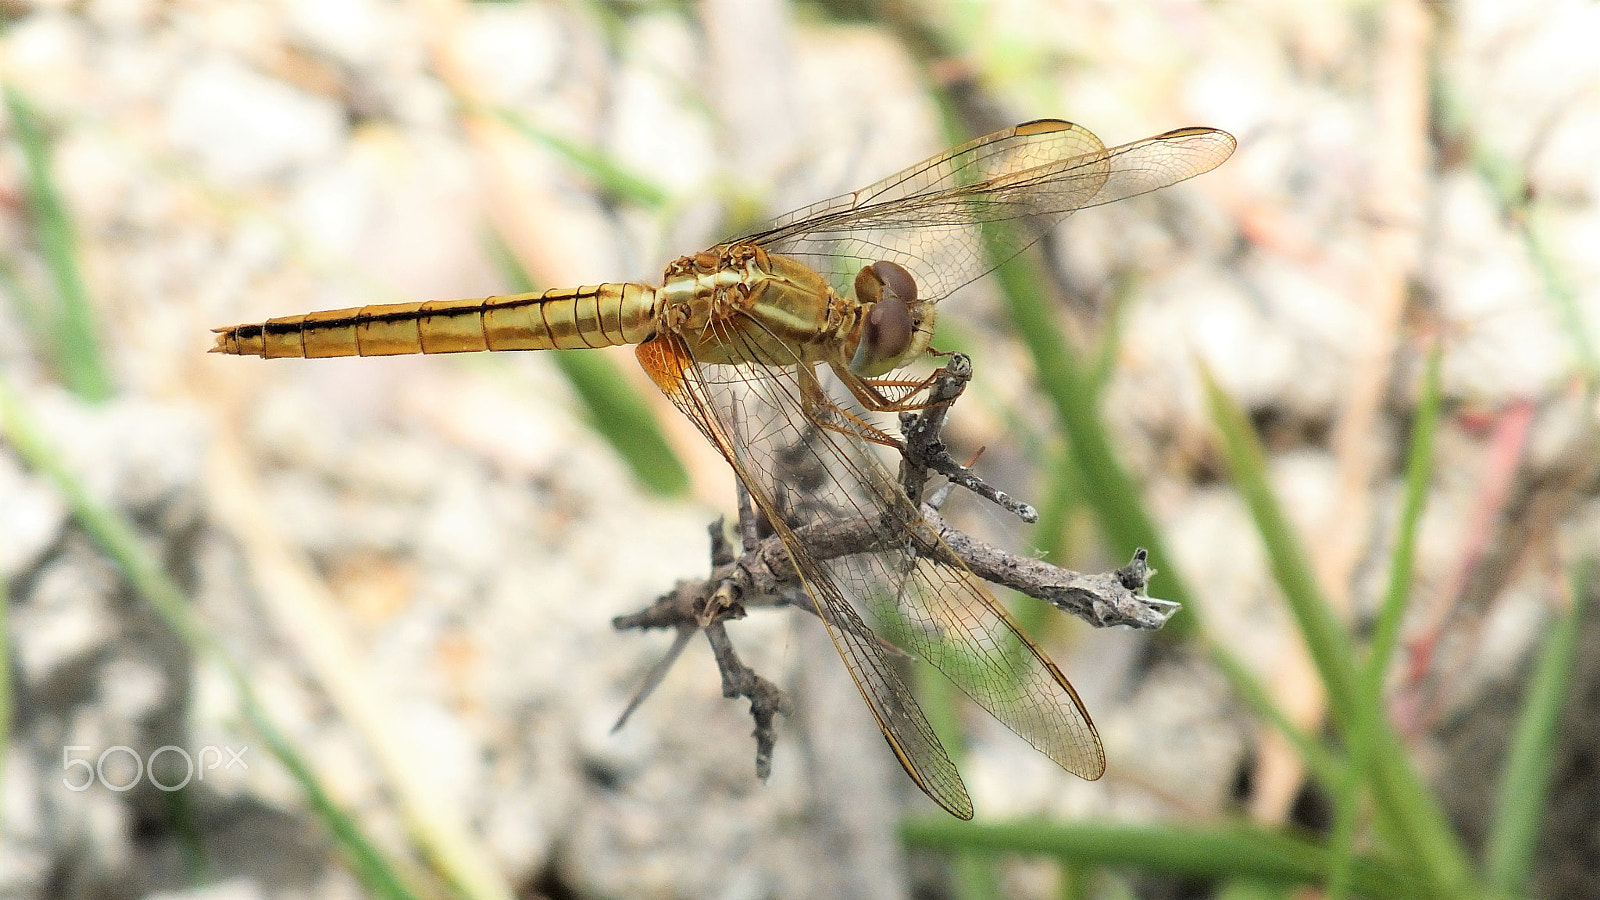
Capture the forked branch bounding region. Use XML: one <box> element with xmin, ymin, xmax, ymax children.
<box><xmin>611</xmin><ymin>353</ymin><xmax>1178</xmax><ymax>778</ymax></box>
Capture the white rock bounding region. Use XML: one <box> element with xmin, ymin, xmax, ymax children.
<box><xmin>164</xmin><ymin>56</ymin><xmax>346</xmax><ymax>186</ymax></box>
<box><xmin>98</xmin><ymin>655</ymin><xmax>169</xmax><ymax>723</ymax></box>
<box><xmin>284</xmin><ymin>0</ymin><xmax>389</xmax><ymax>70</ymax></box>
<box><xmin>0</xmin><ymin>453</ymin><xmax>68</xmax><ymax>577</ymax></box>
<box><xmin>146</xmin><ymin>878</ymin><xmax>267</xmax><ymax>900</ymax></box>
<box><xmin>11</xmin><ymin>553</ymin><xmax>118</xmax><ymax>688</ymax></box>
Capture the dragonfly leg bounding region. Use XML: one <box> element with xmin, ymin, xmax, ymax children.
<box><xmin>796</xmin><ymin>363</ymin><xmax>904</xmax><ymax>448</ymax></box>
<box><xmin>829</xmin><ymin>361</ymin><xmax>945</xmax><ymax>414</ymax></box>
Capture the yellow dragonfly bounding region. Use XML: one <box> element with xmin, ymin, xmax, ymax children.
<box><xmin>213</xmin><ymin>119</ymin><xmax>1235</xmax><ymax>818</ymax></box>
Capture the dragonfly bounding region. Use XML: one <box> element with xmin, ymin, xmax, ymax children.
<box><xmin>213</xmin><ymin>119</ymin><xmax>1235</xmax><ymax>819</ymax></box>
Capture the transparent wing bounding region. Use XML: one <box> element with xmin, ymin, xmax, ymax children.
<box><xmin>728</xmin><ymin>120</ymin><xmax>1235</xmax><ymax>304</ymax></box>
<box><xmin>634</xmin><ymin>121</ymin><xmax>1229</xmax><ymax>812</ymax></box>
<box><xmin>636</xmin><ymin>329</ymin><xmax>1103</xmax><ymax>819</ymax></box>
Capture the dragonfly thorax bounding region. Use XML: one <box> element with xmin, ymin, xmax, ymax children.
<box><xmin>655</xmin><ymin>243</ymin><xmax>934</xmax><ymax>376</ymax></box>
<box><xmin>660</xmin><ymin>244</ymin><xmax>842</xmax><ymax>368</ymax></box>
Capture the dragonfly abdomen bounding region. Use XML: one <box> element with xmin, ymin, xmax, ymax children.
<box><xmin>210</xmin><ymin>283</ymin><xmax>660</xmax><ymax>358</ymax></box>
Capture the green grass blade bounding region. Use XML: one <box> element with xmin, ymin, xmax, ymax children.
<box><xmin>0</xmin><ymin>379</ymin><xmax>422</xmax><ymax>900</ymax></box>
<box><xmin>1028</xmin><ymin>441</ymin><xmax>1080</xmax><ymax>567</ymax></box>
<box><xmin>1215</xmin><ymin>883</ymin><xmax>1297</xmax><ymax>900</ymax></box>
<box><xmin>1199</xmin><ymin>361</ymin><xmax>1473</xmax><ymax>894</ymax></box>
<box><xmin>901</xmin><ymin>819</ymin><xmax>1427</xmax><ymax>897</ymax></box>
<box><xmin>1434</xmin><ymin>83</ymin><xmax>1598</xmax><ymax>380</ymax></box>
<box><xmin>1483</xmin><ymin>557</ymin><xmax>1592</xmax><ymax>895</ymax></box>
<box><xmin>1367</xmin><ymin>728</ymin><xmax>1476</xmax><ymax>897</ymax></box>
<box><xmin>993</xmin><ymin>249</ymin><xmax>1197</xmax><ymax>636</ymax></box>
<box><xmin>1203</xmin><ymin>635</ymin><xmax>1345</xmax><ymax>788</ymax></box>
<box><xmin>4</xmin><ymin>86</ymin><xmax>113</xmax><ymax>401</ymax></box>
<box><xmin>0</xmin><ymin>382</ymin><xmax>207</xmax><ymax>648</ymax></box>
<box><xmin>484</xmin><ymin>231</ymin><xmax>689</xmax><ymax>497</ymax></box>
<box><xmin>0</xmin><ymin>252</ymin><xmax>47</xmax><ymax>345</ymax></box>
<box><xmin>1519</xmin><ymin>208</ymin><xmax>1596</xmax><ymax>379</ymax></box>
<box><xmin>911</xmin><ymin>657</ymin><xmax>1001</xmax><ymax>900</ymax></box>
<box><xmin>1365</xmin><ymin>342</ymin><xmax>1444</xmax><ymax>714</ymax></box>
<box><xmin>1029</xmin><ymin>289</ymin><xmax>1128</xmax><ymax>570</ymax></box>
<box><xmin>160</xmin><ymin>779</ymin><xmax>212</xmax><ymax>884</ymax></box>
<box><xmin>239</xmin><ymin>696</ymin><xmax>420</xmax><ymax>900</ymax></box>
<box><xmin>1057</xmin><ymin>863</ymin><xmax>1092</xmax><ymax>900</ymax></box>
<box><xmin>1198</xmin><ymin>363</ymin><xmax>1361</xmax><ymax>720</ymax></box>
<box><xmin>1024</xmin><ymin>285</ymin><xmax>1127</xmax><ymax>569</ymax></box>
<box><xmin>1328</xmin><ymin>340</ymin><xmax>1444</xmax><ymax>899</ymax></box>
<box><xmin>0</xmin><ymin>562</ymin><xmax>10</xmax><ymax>831</ymax></box>
<box><xmin>490</xmin><ymin>107</ymin><xmax>670</xmax><ymax>209</ymax></box>
<box><xmin>550</xmin><ymin>349</ymin><xmax>691</xmax><ymax>495</ymax></box>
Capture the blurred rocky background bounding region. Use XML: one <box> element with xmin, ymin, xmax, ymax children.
<box><xmin>1</xmin><ymin>1</ymin><xmax>1597</xmax><ymax>899</ymax></box>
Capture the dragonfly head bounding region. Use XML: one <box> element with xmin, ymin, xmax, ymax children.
<box><xmin>849</xmin><ymin>261</ymin><xmax>935</xmax><ymax>376</ymax></box>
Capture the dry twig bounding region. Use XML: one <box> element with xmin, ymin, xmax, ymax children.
<box><xmin>612</xmin><ymin>355</ymin><xmax>1177</xmax><ymax>776</ymax></box>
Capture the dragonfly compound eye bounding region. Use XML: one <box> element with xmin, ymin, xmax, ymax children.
<box><xmin>870</xmin><ymin>260</ymin><xmax>917</xmax><ymax>304</ymax></box>
<box><xmin>852</xmin><ymin>260</ymin><xmax>918</xmax><ymax>306</ymax></box>
<box><xmin>853</xmin><ymin>266</ymin><xmax>883</xmax><ymax>305</ymax></box>
<box><xmin>850</xmin><ymin>260</ymin><xmax>922</xmax><ymax>375</ymax></box>
<box><xmin>850</xmin><ymin>293</ymin><xmax>915</xmax><ymax>375</ymax></box>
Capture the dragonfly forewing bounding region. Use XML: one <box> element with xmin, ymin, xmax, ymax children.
<box><xmin>736</xmin><ymin>120</ymin><xmax>1235</xmax><ymax>308</ymax></box>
